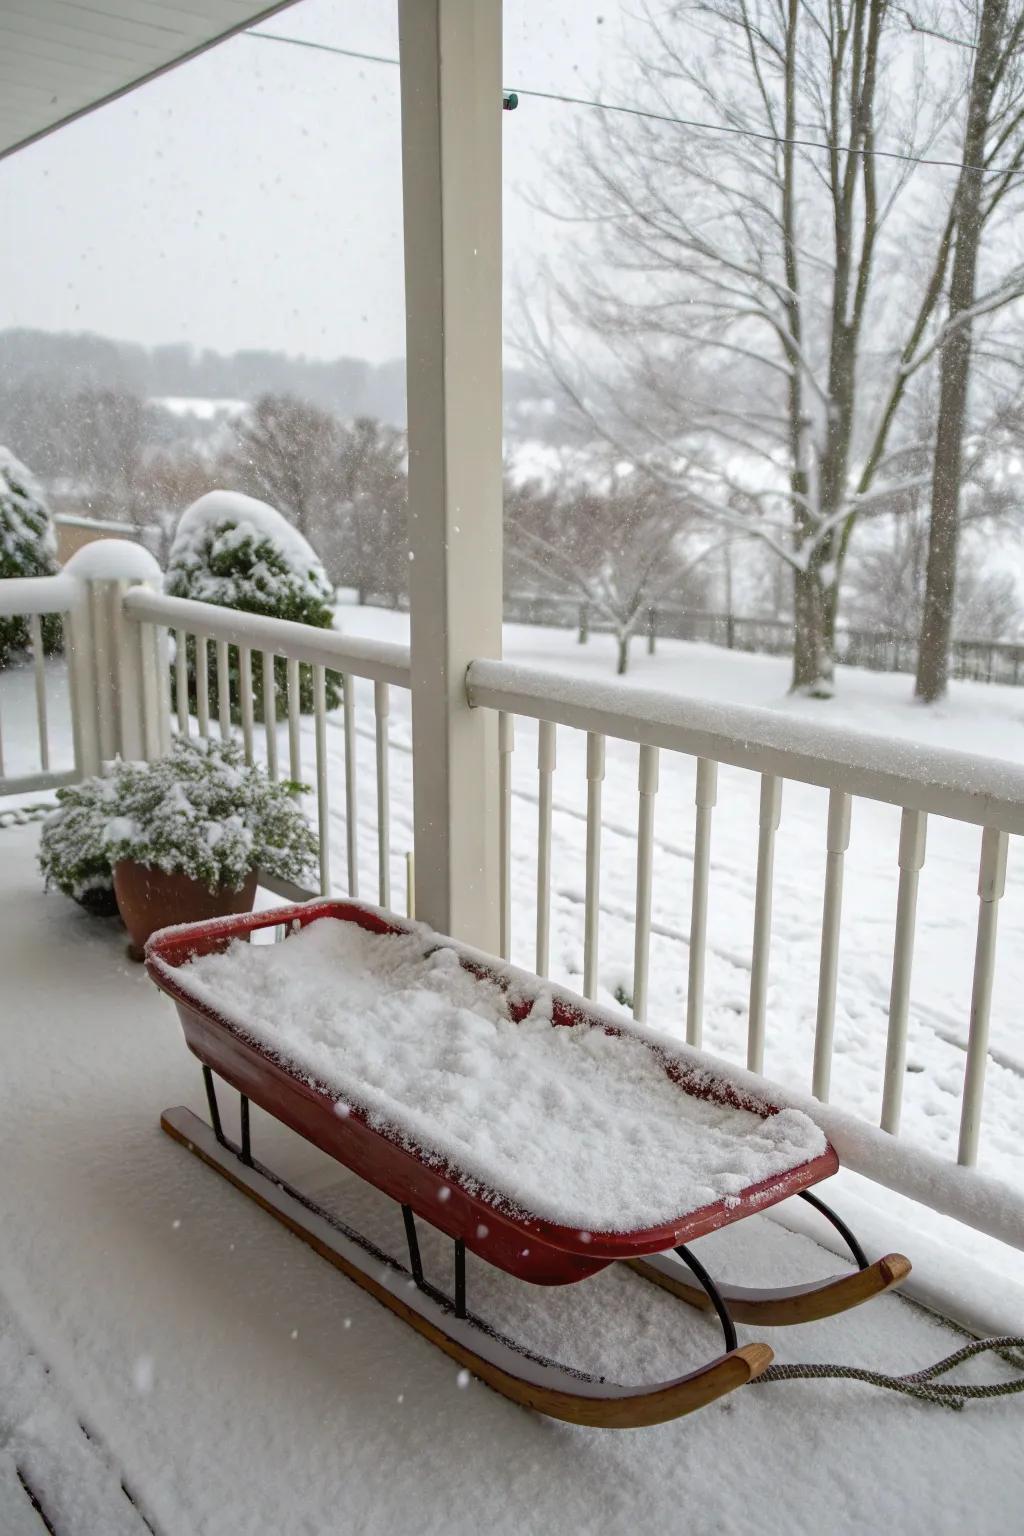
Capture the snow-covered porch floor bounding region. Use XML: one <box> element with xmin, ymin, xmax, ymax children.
<box><xmin>2</xmin><ymin>819</ymin><xmax>1022</xmax><ymax>1536</ymax></box>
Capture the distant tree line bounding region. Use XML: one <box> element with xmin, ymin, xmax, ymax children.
<box><xmin>2</xmin><ymin>364</ymin><xmax>1020</xmax><ymax>679</ymax></box>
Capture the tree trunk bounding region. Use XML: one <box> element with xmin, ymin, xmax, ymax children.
<box><xmin>916</xmin><ymin>0</ymin><xmax>1007</xmax><ymax>704</ymax></box>
<box><xmin>616</xmin><ymin>632</ymin><xmax>630</xmax><ymax>675</ymax></box>
<box><xmin>791</xmin><ymin>565</ymin><xmax>834</xmax><ymax>697</ymax></box>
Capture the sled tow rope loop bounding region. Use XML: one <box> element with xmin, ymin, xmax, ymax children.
<box><xmin>754</xmin><ymin>1336</ymin><xmax>1024</xmax><ymax>1409</ymax></box>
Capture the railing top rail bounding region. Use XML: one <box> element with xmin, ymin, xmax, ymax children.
<box><xmin>468</xmin><ymin>658</ymin><xmax>1024</xmax><ymax>835</ymax></box>
<box><xmin>123</xmin><ymin>588</ymin><xmax>412</xmax><ymax>689</ymax></box>
<box><xmin>0</xmin><ymin>572</ymin><xmax>76</xmax><ymax>619</ymax></box>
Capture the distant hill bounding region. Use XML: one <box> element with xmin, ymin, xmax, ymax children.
<box><xmin>0</xmin><ymin>329</ymin><xmax>557</xmax><ymax>437</ymax></box>
<box><xmin>0</xmin><ymin>328</ymin><xmax>408</xmax><ymax>426</ymax></box>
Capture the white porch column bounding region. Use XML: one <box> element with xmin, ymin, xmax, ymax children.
<box><xmin>63</xmin><ymin>541</ymin><xmax>164</xmax><ymax>767</ymax></box>
<box><xmin>398</xmin><ymin>0</ymin><xmax>503</xmax><ymax>949</ymax></box>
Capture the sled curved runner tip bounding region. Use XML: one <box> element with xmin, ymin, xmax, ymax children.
<box><xmin>161</xmin><ymin>1106</ymin><xmax>773</xmax><ymax>1428</ymax></box>
<box><xmin>629</xmin><ymin>1248</ymin><xmax>911</xmax><ymax>1326</ymax></box>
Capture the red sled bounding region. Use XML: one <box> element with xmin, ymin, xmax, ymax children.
<box><xmin>147</xmin><ymin>899</ymin><xmax>910</xmax><ymax>1428</ymax></box>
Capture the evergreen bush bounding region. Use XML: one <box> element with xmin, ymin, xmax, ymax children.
<box><xmin>40</xmin><ymin>736</ymin><xmax>319</xmax><ymax>908</ymax></box>
<box><xmin>165</xmin><ymin>491</ymin><xmax>342</xmax><ymax>720</ymax></box>
<box><xmin>0</xmin><ymin>447</ymin><xmax>62</xmax><ymax>668</ymax></box>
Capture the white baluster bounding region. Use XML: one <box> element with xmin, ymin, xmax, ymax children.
<box><xmin>239</xmin><ymin>646</ymin><xmax>255</xmax><ymax>764</ymax></box>
<box><xmin>195</xmin><ymin>634</ymin><xmax>210</xmax><ymax>738</ymax></box>
<box><xmin>812</xmin><ymin>789</ymin><xmax>852</xmax><ymax>1100</ymax></box>
<box><xmin>175</xmin><ymin>628</ymin><xmax>189</xmax><ymax>736</ymax></box>
<box><xmin>406</xmin><ymin>850</ymin><xmax>416</xmax><ymax>920</ymax></box>
<box><xmin>343</xmin><ymin>674</ymin><xmax>359</xmax><ymax>897</ymax></box>
<box><xmin>216</xmin><ymin>639</ymin><xmax>232</xmax><ymax>740</ymax></box>
<box><xmin>28</xmin><ymin>613</ymin><xmax>49</xmax><ymax>772</ymax></box>
<box><xmin>958</xmin><ymin>827</ymin><xmax>1008</xmax><ymax>1166</ymax></box>
<box><xmin>286</xmin><ymin>657</ymin><xmax>302</xmax><ymax>781</ymax></box>
<box><xmin>375</xmin><ymin>680</ymin><xmax>391</xmax><ymax>908</ymax></box>
<box><xmin>155</xmin><ymin>625</ymin><xmax>172</xmax><ymax>755</ymax></box>
<box><xmin>687</xmin><ymin>757</ymin><xmax>718</xmax><ymax>1047</ymax></box>
<box><xmin>584</xmin><ymin>731</ymin><xmax>605</xmax><ymax>1000</ymax></box>
<box><xmin>498</xmin><ymin>711</ymin><xmax>514</xmax><ymax>960</ymax></box>
<box><xmin>747</xmin><ymin>773</ymin><xmax>782</xmax><ymax>1072</ymax></box>
<box><xmin>536</xmin><ymin>719</ymin><xmax>557</xmax><ymax>977</ymax></box>
<box><xmin>633</xmin><ymin>743</ymin><xmax>659</xmax><ymax>1022</ymax></box>
<box><xmin>880</xmin><ymin>808</ymin><xmax>927</xmax><ymax>1134</ymax></box>
<box><xmin>314</xmin><ymin>664</ymin><xmax>331</xmax><ymax>897</ymax></box>
<box><xmin>138</xmin><ymin>620</ymin><xmax>163</xmax><ymax>760</ymax></box>
<box><xmin>261</xmin><ymin>650</ymin><xmax>278</xmax><ymax>780</ymax></box>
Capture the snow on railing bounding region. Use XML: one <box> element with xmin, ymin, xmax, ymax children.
<box><xmin>120</xmin><ymin>588</ymin><xmax>412</xmax><ymax>904</ymax></box>
<box><xmin>466</xmin><ymin>656</ymin><xmax>1024</xmax><ymax>1252</ymax></box>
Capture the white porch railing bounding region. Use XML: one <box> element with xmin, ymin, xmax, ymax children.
<box><xmin>3</xmin><ymin>550</ymin><xmax>1024</xmax><ymax>1257</ymax></box>
<box><xmin>121</xmin><ymin>587</ymin><xmax>411</xmax><ymax>905</ymax></box>
<box><xmin>466</xmin><ymin>658</ymin><xmax>1024</xmax><ymax>1253</ymax></box>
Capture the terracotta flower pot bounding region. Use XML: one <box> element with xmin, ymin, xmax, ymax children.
<box><xmin>113</xmin><ymin>860</ymin><xmax>258</xmax><ymax>962</ymax></box>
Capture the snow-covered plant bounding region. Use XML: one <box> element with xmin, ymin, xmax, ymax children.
<box><xmin>166</xmin><ymin>490</ymin><xmax>341</xmax><ymax>718</ymax></box>
<box><xmin>0</xmin><ymin>447</ymin><xmax>62</xmax><ymax>668</ymax></box>
<box><xmin>38</xmin><ymin>774</ymin><xmax>121</xmax><ymax>915</ymax></box>
<box><xmin>40</xmin><ymin>737</ymin><xmax>319</xmax><ymax>905</ymax></box>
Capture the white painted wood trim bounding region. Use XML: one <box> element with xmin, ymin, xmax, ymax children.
<box><xmin>399</xmin><ymin>0</ymin><xmax>503</xmax><ymax>949</ymax></box>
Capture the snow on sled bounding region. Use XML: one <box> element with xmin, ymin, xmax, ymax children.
<box><xmin>146</xmin><ymin>899</ymin><xmax>910</xmax><ymax>1428</ymax></box>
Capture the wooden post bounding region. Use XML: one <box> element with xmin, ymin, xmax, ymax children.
<box><xmin>398</xmin><ymin>0</ymin><xmax>503</xmax><ymax>949</ymax></box>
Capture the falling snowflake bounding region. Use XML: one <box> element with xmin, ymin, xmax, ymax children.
<box><xmin>132</xmin><ymin>1355</ymin><xmax>155</xmax><ymax>1395</ymax></box>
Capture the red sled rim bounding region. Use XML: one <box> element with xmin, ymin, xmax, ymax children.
<box><xmin>146</xmin><ymin>898</ymin><xmax>839</xmax><ymax>1284</ymax></box>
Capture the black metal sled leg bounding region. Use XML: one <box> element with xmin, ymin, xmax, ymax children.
<box><xmin>202</xmin><ymin>1066</ymin><xmax>225</xmax><ymax>1146</ymax></box>
<box><xmin>402</xmin><ymin>1205</ymin><xmax>424</xmax><ymax>1289</ymax></box>
<box><xmin>674</xmin><ymin>1244</ymin><xmax>737</xmax><ymax>1353</ymax></box>
<box><xmin>239</xmin><ymin>1094</ymin><xmax>252</xmax><ymax>1167</ymax></box>
<box><xmin>454</xmin><ymin>1239</ymin><xmax>467</xmax><ymax>1319</ymax></box>
<box><xmin>798</xmin><ymin>1189</ymin><xmax>868</xmax><ymax>1271</ymax></box>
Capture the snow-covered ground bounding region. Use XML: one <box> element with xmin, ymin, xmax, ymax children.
<box><xmin>1</xmin><ymin>816</ymin><xmax>1022</xmax><ymax>1534</ymax></box>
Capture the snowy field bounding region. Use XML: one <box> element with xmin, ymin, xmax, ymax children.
<box><xmin>1</xmin><ymin>817</ymin><xmax>1022</xmax><ymax>1535</ymax></box>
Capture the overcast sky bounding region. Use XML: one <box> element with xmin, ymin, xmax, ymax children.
<box><xmin>0</xmin><ymin>1</ymin><xmax>631</xmax><ymax>364</ymax></box>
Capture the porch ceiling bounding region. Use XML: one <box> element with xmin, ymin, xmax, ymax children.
<box><xmin>0</xmin><ymin>0</ymin><xmax>300</xmax><ymax>163</ymax></box>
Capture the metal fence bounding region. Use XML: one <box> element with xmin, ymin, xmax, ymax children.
<box><xmin>501</xmin><ymin>593</ymin><xmax>1024</xmax><ymax>686</ymax></box>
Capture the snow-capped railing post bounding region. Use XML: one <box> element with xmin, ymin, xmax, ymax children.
<box><xmin>63</xmin><ymin>541</ymin><xmax>167</xmax><ymax>769</ymax></box>
<box><xmin>397</xmin><ymin>0</ymin><xmax>503</xmax><ymax>949</ymax></box>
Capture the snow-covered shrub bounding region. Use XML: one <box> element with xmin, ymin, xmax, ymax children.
<box><xmin>0</xmin><ymin>447</ymin><xmax>62</xmax><ymax>668</ymax></box>
<box><xmin>40</xmin><ymin>737</ymin><xmax>319</xmax><ymax>905</ymax></box>
<box><xmin>38</xmin><ymin>774</ymin><xmax>121</xmax><ymax>915</ymax></box>
<box><xmin>165</xmin><ymin>491</ymin><xmax>341</xmax><ymax>718</ymax></box>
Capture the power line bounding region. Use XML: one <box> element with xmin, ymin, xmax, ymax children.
<box><xmin>246</xmin><ymin>29</ymin><xmax>1024</xmax><ymax>182</ymax></box>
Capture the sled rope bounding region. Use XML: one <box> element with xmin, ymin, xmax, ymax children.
<box><xmin>755</xmin><ymin>1336</ymin><xmax>1024</xmax><ymax>1409</ymax></box>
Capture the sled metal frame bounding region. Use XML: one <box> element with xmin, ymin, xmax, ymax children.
<box><xmin>162</xmin><ymin>1097</ymin><xmax>770</xmax><ymax>1427</ymax></box>
<box><xmin>163</xmin><ymin>1068</ymin><xmax>908</xmax><ymax>1427</ymax></box>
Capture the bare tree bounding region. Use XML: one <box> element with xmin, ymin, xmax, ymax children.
<box><xmin>332</xmin><ymin>418</ymin><xmax>408</xmax><ymax>603</ymax></box>
<box><xmin>59</xmin><ymin>388</ymin><xmax>154</xmax><ymax>520</ymax></box>
<box><xmin>228</xmin><ymin>394</ymin><xmax>342</xmax><ymax>545</ymax></box>
<box><xmin>506</xmin><ymin>466</ymin><xmax>716</xmax><ymax>673</ymax></box>
<box><xmin>526</xmin><ymin>0</ymin><xmax>1024</xmax><ymax>695</ymax></box>
<box><xmin>915</xmin><ymin>0</ymin><xmax>1024</xmax><ymax>699</ymax></box>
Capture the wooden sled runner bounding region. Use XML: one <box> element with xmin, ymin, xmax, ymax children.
<box><xmin>147</xmin><ymin>900</ymin><xmax>911</xmax><ymax>1429</ymax></box>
